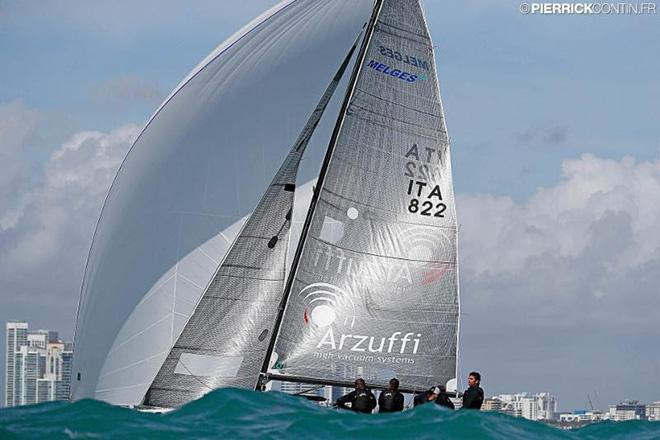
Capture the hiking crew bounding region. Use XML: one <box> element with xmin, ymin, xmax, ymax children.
<box><xmin>413</xmin><ymin>387</ymin><xmax>440</xmax><ymax>407</ymax></box>
<box><xmin>336</xmin><ymin>378</ymin><xmax>377</xmax><ymax>414</ymax></box>
<box><xmin>378</xmin><ymin>378</ymin><xmax>404</xmax><ymax>413</ymax></box>
<box><xmin>462</xmin><ymin>371</ymin><xmax>484</xmax><ymax>410</ymax></box>
<box><xmin>434</xmin><ymin>385</ymin><xmax>455</xmax><ymax>410</ymax></box>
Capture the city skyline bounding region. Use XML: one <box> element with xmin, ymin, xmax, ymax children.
<box><xmin>1</xmin><ymin>1</ymin><xmax>659</xmax><ymax>410</ymax></box>
<box><xmin>4</xmin><ymin>321</ymin><xmax>73</xmax><ymax>407</ymax></box>
<box><xmin>4</xmin><ymin>320</ymin><xmax>660</xmax><ymax>421</ymax></box>
<box><xmin>3</xmin><ymin>318</ymin><xmax>659</xmax><ymax>417</ymax></box>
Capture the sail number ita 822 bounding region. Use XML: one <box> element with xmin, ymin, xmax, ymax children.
<box><xmin>406</xmin><ymin>180</ymin><xmax>446</xmax><ymax>217</ymax></box>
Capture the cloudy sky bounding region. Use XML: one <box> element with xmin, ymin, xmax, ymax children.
<box><xmin>1</xmin><ymin>1</ymin><xmax>658</xmax><ymax>410</ymax></box>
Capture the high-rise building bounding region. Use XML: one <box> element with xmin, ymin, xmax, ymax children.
<box><xmin>492</xmin><ymin>392</ymin><xmax>557</xmax><ymax>421</ymax></box>
<box><xmin>15</xmin><ymin>345</ymin><xmax>46</xmax><ymax>405</ymax></box>
<box><xmin>5</xmin><ymin>321</ymin><xmax>28</xmax><ymax>407</ymax></box>
<box><xmin>535</xmin><ymin>392</ymin><xmax>557</xmax><ymax>420</ymax></box>
<box><xmin>57</xmin><ymin>349</ymin><xmax>74</xmax><ymax>401</ymax></box>
<box><xmin>4</xmin><ymin>321</ymin><xmax>73</xmax><ymax>407</ymax></box>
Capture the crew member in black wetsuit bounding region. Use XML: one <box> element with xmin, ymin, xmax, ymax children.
<box><xmin>336</xmin><ymin>378</ymin><xmax>377</xmax><ymax>414</ymax></box>
<box><xmin>461</xmin><ymin>371</ymin><xmax>484</xmax><ymax>410</ymax></box>
<box><xmin>413</xmin><ymin>387</ymin><xmax>439</xmax><ymax>407</ymax></box>
<box><xmin>378</xmin><ymin>378</ymin><xmax>404</xmax><ymax>413</ymax></box>
<box><xmin>435</xmin><ymin>385</ymin><xmax>455</xmax><ymax>410</ymax></box>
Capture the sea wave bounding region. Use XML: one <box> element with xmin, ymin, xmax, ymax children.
<box><xmin>1</xmin><ymin>388</ymin><xmax>658</xmax><ymax>439</ymax></box>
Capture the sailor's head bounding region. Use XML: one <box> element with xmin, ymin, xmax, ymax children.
<box><xmin>388</xmin><ymin>378</ymin><xmax>399</xmax><ymax>391</ymax></box>
<box><xmin>427</xmin><ymin>386</ymin><xmax>440</xmax><ymax>400</ymax></box>
<box><xmin>355</xmin><ymin>378</ymin><xmax>366</xmax><ymax>390</ymax></box>
<box><xmin>468</xmin><ymin>371</ymin><xmax>481</xmax><ymax>387</ymax></box>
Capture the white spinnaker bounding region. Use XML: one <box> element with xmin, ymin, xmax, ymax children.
<box><xmin>71</xmin><ymin>0</ymin><xmax>372</xmax><ymax>406</ymax></box>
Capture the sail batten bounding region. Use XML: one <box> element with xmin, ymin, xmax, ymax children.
<box><xmin>270</xmin><ymin>0</ymin><xmax>459</xmax><ymax>391</ymax></box>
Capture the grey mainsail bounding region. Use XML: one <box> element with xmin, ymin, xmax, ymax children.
<box><xmin>143</xmin><ymin>38</ymin><xmax>361</xmax><ymax>408</ymax></box>
<box><xmin>269</xmin><ymin>0</ymin><xmax>459</xmax><ymax>392</ymax></box>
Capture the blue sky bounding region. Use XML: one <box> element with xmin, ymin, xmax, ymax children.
<box><xmin>1</xmin><ymin>1</ymin><xmax>659</xmax><ymax>410</ymax></box>
<box><xmin>3</xmin><ymin>1</ymin><xmax>658</xmax><ymax>197</ymax></box>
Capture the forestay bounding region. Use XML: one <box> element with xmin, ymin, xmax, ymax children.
<box><xmin>271</xmin><ymin>0</ymin><xmax>459</xmax><ymax>391</ymax></box>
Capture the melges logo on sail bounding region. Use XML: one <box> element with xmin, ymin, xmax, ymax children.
<box><xmin>299</xmin><ymin>282</ymin><xmax>423</xmax><ymax>355</ymax></box>
<box><xmin>365</xmin><ymin>45</ymin><xmax>430</xmax><ymax>83</ymax></box>
<box><xmin>366</xmin><ymin>60</ymin><xmax>425</xmax><ymax>83</ymax></box>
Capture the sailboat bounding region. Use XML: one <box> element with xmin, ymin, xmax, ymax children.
<box><xmin>71</xmin><ymin>0</ymin><xmax>459</xmax><ymax>410</ymax></box>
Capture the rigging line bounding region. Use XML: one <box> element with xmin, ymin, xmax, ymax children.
<box><xmin>406</xmin><ymin>386</ymin><xmax>417</xmax><ymax>409</ymax></box>
<box><xmin>294</xmin><ymin>384</ymin><xmax>325</xmax><ymax>396</ymax></box>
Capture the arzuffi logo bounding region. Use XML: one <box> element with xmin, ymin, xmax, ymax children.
<box><xmin>300</xmin><ymin>282</ymin><xmax>356</xmax><ymax>328</ymax></box>
<box><xmin>300</xmin><ymin>282</ymin><xmax>424</xmax><ymax>355</ymax></box>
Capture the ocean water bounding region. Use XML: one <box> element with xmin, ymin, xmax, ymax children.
<box><xmin>1</xmin><ymin>388</ymin><xmax>658</xmax><ymax>439</ymax></box>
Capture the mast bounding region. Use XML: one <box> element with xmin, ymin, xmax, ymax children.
<box><xmin>258</xmin><ymin>0</ymin><xmax>385</xmax><ymax>388</ymax></box>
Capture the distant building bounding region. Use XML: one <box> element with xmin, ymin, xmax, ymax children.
<box><xmin>496</xmin><ymin>394</ymin><xmax>522</xmax><ymax>417</ymax></box>
<box><xmin>481</xmin><ymin>397</ymin><xmax>502</xmax><ymax>412</ymax></box>
<box><xmin>646</xmin><ymin>402</ymin><xmax>660</xmax><ymax>421</ymax></box>
<box><xmin>5</xmin><ymin>321</ymin><xmax>28</xmax><ymax>407</ymax></box>
<box><xmin>490</xmin><ymin>392</ymin><xmax>557</xmax><ymax>421</ymax></box>
<box><xmin>4</xmin><ymin>321</ymin><xmax>73</xmax><ymax>407</ymax></box>
<box><xmin>58</xmin><ymin>348</ymin><xmax>74</xmax><ymax>401</ymax></box>
<box><xmin>608</xmin><ymin>400</ymin><xmax>647</xmax><ymax>421</ymax></box>
<box><xmin>558</xmin><ymin>411</ymin><xmax>605</xmax><ymax>422</ymax></box>
<box><xmin>535</xmin><ymin>392</ymin><xmax>557</xmax><ymax>421</ymax></box>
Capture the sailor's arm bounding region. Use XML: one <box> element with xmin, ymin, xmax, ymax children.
<box><xmin>335</xmin><ymin>391</ymin><xmax>355</xmax><ymax>409</ymax></box>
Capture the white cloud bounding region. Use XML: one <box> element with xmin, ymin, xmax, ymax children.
<box><xmin>0</xmin><ymin>122</ymin><xmax>139</xmax><ymax>299</ymax></box>
<box><xmin>459</xmin><ymin>153</ymin><xmax>660</xmax><ymax>277</ymax></box>
<box><xmin>457</xmin><ymin>153</ymin><xmax>660</xmax><ymax>408</ymax></box>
